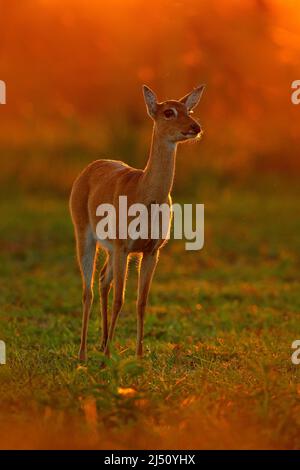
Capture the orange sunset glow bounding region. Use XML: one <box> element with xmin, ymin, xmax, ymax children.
<box><xmin>1</xmin><ymin>0</ymin><xmax>300</xmax><ymax>452</ymax></box>
<box><xmin>1</xmin><ymin>0</ymin><xmax>300</xmax><ymax>182</ymax></box>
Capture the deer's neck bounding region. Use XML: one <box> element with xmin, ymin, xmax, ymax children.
<box><xmin>142</xmin><ymin>126</ymin><xmax>177</xmax><ymax>202</ymax></box>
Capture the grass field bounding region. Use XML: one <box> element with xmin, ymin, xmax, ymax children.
<box><xmin>1</xmin><ymin>175</ymin><xmax>300</xmax><ymax>449</ymax></box>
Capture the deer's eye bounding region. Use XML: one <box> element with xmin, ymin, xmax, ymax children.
<box><xmin>163</xmin><ymin>108</ymin><xmax>176</xmax><ymax>119</ymax></box>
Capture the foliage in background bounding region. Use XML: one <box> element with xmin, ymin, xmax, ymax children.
<box><xmin>1</xmin><ymin>0</ymin><xmax>300</xmax><ymax>194</ymax></box>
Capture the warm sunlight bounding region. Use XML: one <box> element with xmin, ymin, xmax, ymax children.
<box><xmin>1</xmin><ymin>0</ymin><xmax>300</xmax><ymax>453</ymax></box>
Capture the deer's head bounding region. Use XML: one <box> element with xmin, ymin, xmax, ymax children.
<box><xmin>143</xmin><ymin>84</ymin><xmax>205</xmax><ymax>144</ymax></box>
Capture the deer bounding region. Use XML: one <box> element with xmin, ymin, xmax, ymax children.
<box><xmin>69</xmin><ymin>84</ymin><xmax>205</xmax><ymax>361</ymax></box>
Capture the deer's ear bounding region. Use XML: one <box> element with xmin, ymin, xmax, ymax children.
<box><xmin>142</xmin><ymin>85</ymin><xmax>158</xmax><ymax>118</ymax></box>
<box><xmin>180</xmin><ymin>85</ymin><xmax>205</xmax><ymax>111</ymax></box>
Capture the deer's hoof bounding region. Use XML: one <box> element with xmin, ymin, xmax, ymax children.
<box><xmin>99</xmin><ymin>359</ymin><xmax>107</xmax><ymax>369</ymax></box>
<box><xmin>78</xmin><ymin>350</ymin><xmax>87</xmax><ymax>362</ymax></box>
<box><xmin>103</xmin><ymin>346</ymin><xmax>110</xmax><ymax>358</ymax></box>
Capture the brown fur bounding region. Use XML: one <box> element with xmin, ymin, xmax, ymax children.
<box><xmin>69</xmin><ymin>85</ymin><xmax>205</xmax><ymax>360</ymax></box>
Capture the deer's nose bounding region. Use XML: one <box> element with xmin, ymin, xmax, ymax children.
<box><xmin>190</xmin><ymin>123</ymin><xmax>201</xmax><ymax>134</ymax></box>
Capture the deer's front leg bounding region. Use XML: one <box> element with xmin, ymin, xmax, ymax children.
<box><xmin>136</xmin><ymin>250</ymin><xmax>159</xmax><ymax>357</ymax></box>
<box><xmin>104</xmin><ymin>246</ymin><xmax>128</xmax><ymax>357</ymax></box>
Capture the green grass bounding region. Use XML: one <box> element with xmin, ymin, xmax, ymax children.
<box><xmin>1</xmin><ymin>177</ymin><xmax>300</xmax><ymax>449</ymax></box>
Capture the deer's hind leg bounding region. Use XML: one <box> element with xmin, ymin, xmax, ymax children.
<box><xmin>75</xmin><ymin>225</ymin><xmax>97</xmax><ymax>361</ymax></box>
<box><xmin>136</xmin><ymin>250</ymin><xmax>159</xmax><ymax>357</ymax></box>
<box><xmin>99</xmin><ymin>252</ymin><xmax>113</xmax><ymax>351</ymax></box>
<box><xmin>104</xmin><ymin>245</ymin><xmax>128</xmax><ymax>357</ymax></box>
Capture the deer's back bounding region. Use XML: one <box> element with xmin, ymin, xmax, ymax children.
<box><xmin>70</xmin><ymin>158</ymin><xmax>143</xmax><ymax>225</ymax></box>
